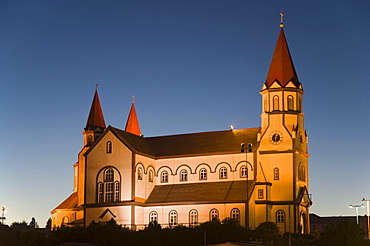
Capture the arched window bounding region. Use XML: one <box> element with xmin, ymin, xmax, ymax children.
<box><xmin>137</xmin><ymin>167</ymin><xmax>143</xmax><ymax>180</ymax></box>
<box><xmin>169</xmin><ymin>210</ymin><xmax>177</xmax><ymax>226</ymax></box>
<box><xmin>231</xmin><ymin>208</ymin><xmax>240</xmax><ymax>222</ymax></box>
<box><xmin>298</xmin><ymin>163</ymin><xmax>305</xmax><ymax>181</ymax></box>
<box><xmin>161</xmin><ymin>171</ymin><xmax>168</xmax><ymax>183</ymax></box>
<box><xmin>149</xmin><ymin>211</ymin><xmax>158</xmax><ymax>223</ymax></box>
<box><xmin>276</xmin><ymin>210</ymin><xmax>285</xmax><ymax>223</ymax></box>
<box><xmin>180</xmin><ymin>169</ymin><xmax>187</xmax><ymax>181</ymax></box>
<box><xmin>97</xmin><ymin>167</ymin><xmax>121</xmax><ymax>203</ymax></box>
<box><xmin>62</xmin><ymin>216</ymin><xmax>69</xmax><ymax>226</ymax></box>
<box><xmin>189</xmin><ymin>209</ymin><xmax>198</xmax><ymax>227</ymax></box>
<box><xmin>210</xmin><ymin>209</ymin><xmax>219</xmax><ymax>220</ymax></box>
<box><xmin>106</xmin><ymin>141</ymin><xmax>112</xmax><ymax>154</ymax></box>
<box><xmin>115</xmin><ymin>181</ymin><xmax>120</xmax><ymax>201</ymax></box>
<box><xmin>264</xmin><ymin>97</ymin><xmax>268</xmax><ymax>112</ymax></box>
<box><xmin>287</xmin><ymin>95</ymin><xmax>294</xmax><ymax>111</ymax></box>
<box><xmin>88</xmin><ymin>135</ymin><xmax>93</xmax><ymax>146</ymax></box>
<box><xmin>273</xmin><ymin>95</ymin><xmax>279</xmax><ymax>111</ymax></box>
<box><xmin>149</xmin><ymin>170</ymin><xmax>153</xmax><ymax>182</ymax></box>
<box><xmin>220</xmin><ymin>167</ymin><xmax>227</xmax><ymax>179</ymax></box>
<box><xmin>240</xmin><ymin>166</ymin><xmax>248</xmax><ymax>178</ymax></box>
<box><xmin>98</xmin><ymin>182</ymin><xmax>104</xmax><ymax>203</ymax></box>
<box><xmin>274</xmin><ymin>167</ymin><xmax>280</xmax><ymax>180</ymax></box>
<box><xmin>105</xmin><ymin>168</ymin><xmax>114</xmax><ymax>182</ymax></box>
<box><xmin>200</xmin><ymin>168</ymin><xmax>207</xmax><ymax>180</ymax></box>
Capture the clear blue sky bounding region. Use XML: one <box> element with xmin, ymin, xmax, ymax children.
<box><xmin>0</xmin><ymin>0</ymin><xmax>369</xmax><ymax>227</ymax></box>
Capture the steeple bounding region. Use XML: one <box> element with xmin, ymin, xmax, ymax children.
<box><xmin>125</xmin><ymin>98</ymin><xmax>141</xmax><ymax>136</ymax></box>
<box><xmin>85</xmin><ymin>88</ymin><xmax>106</xmax><ymax>130</ymax></box>
<box><xmin>264</xmin><ymin>27</ymin><xmax>301</xmax><ymax>89</ymax></box>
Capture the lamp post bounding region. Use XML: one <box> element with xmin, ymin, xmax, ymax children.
<box><xmin>241</xmin><ymin>143</ymin><xmax>252</xmax><ymax>229</ymax></box>
<box><xmin>349</xmin><ymin>204</ymin><xmax>364</xmax><ymax>224</ymax></box>
<box><xmin>362</xmin><ymin>198</ymin><xmax>370</xmax><ymax>239</ymax></box>
<box><xmin>0</xmin><ymin>206</ymin><xmax>6</xmax><ymax>225</ymax></box>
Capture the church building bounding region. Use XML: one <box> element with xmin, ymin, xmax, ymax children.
<box><xmin>51</xmin><ymin>24</ymin><xmax>312</xmax><ymax>234</ymax></box>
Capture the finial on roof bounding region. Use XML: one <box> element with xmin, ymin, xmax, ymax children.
<box><xmin>280</xmin><ymin>11</ymin><xmax>284</xmax><ymax>28</ymax></box>
<box><xmin>132</xmin><ymin>95</ymin><xmax>136</xmax><ymax>103</ymax></box>
<box><xmin>95</xmin><ymin>84</ymin><xmax>99</xmax><ymax>91</ymax></box>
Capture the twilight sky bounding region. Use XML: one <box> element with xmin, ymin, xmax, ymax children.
<box><xmin>0</xmin><ymin>0</ymin><xmax>369</xmax><ymax>227</ymax></box>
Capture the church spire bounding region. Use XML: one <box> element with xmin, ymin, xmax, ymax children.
<box><xmin>125</xmin><ymin>97</ymin><xmax>141</xmax><ymax>136</ymax></box>
<box><xmin>264</xmin><ymin>24</ymin><xmax>301</xmax><ymax>89</ymax></box>
<box><xmin>85</xmin><ymin>87</ymin><xmax>106</xmax><ymax>130</ymax></box>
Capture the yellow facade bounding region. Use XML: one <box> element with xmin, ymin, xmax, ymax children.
<box><xmin>52</xmin><ymin>27</ymin><xmax>311</xmax><ymax>233</ymax></box>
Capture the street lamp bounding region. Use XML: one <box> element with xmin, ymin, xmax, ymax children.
<box><xmin>349</xmin><ymin>204</ymin><xmax>364</xmax><ymax>224</ymax></box>
<box><xmin>241</xmin><ymin>143</ymin><xmax>252</xmax><ymax>229</ymax></box>
<box><xmin>362</xmin><ymin>198</ymin><xmax>370</xmax><ymax>239</ymax></box>
<box><xmin>0</xmin><ymin>206</ymin><xmax>6</xmax><ymax>225</ymax></box>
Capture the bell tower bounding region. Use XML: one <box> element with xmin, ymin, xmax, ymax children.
<box><xmin>83</xmin><ymin>87</ymin><xmax>106</xmax><ymax>146</ymax></box>
<box><xmin>257</xmin><ymin>19</ymin><xmax>311</xmax><ymax>234</ymax></box>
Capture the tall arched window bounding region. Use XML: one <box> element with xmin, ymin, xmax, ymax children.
<box><xmin>287</xmin><ymin>95</ymin><xmax>294</xmax><ymax>111</ymax></box>
<box><xmin>161</xmin><ymin>171</ymin><xmax>168</xmax><ymax>183</ymax></box>
<box><xmin>169</xmin><ymin>210</ymin><xmax>177</xmax><ymax>226</ymax></box>
<box><xmin>240</xmin><ymin>166</ymin><xmax>248</xmax><ymax>178</ymax></box>
<box><xmin>276</xmin><ymin>210</ymin><xmax>285</xmax><ymax>223</ymax></box>
<box><xmin>210</xmin><ymin>209</ymin><xmax>219</xmax><ymax>220</ymax></box>
<box><xmin>98</xmin><ymin>182</ymin><xmax>104</xmax><ymax>203</ymax></box>
<box><xmin>97</xmin><ymin>167</ymin><xmax>121</xmax><ymax>203</ymax></box>
<box><xmin>137</xmin><ymin>167</ymin><xmax>143</xmax><ymax>180</ymax></box>
<box><xmin>189</xmin><ymin>209</ymin><xmax>198</xmax><ymax>227</ymax></box>
<box><xmin>115</xmin><ymin>181</ymin><xmax>120</xmax><ymax>201</ymax></box>
<box><xmin>105</xmin><ymin>169</ymin><xmax>114</xmax><ymax>182</ymax></box>
<box><xmin>273</xmin><ymin>95</ymin><xmax>279</xmax><ymax>111</ymax></box>
<box><xmin>200</xmin><ymin>168</ymin><xmax>207</xmax><ymax>180</ymax></box>
<box><xmin>274</xmin><ymin>167</ymin><xmax>280</xmax><ymax>180</ymax></box>
<box><xmin>231</xmin><ymin>208</ymin><xmax>240</xmax><ymax>222</ymax></box>
<box><xmin>149</xmin><ymin>211</ymin><xmax>158</xmax><ymax>223</ymax></box>
<box><xmin>180</xmin><ymin>169</ymin><xmax>187</xmax><ymax>181</ymax></box>
<box><xmin>106</xmin><ymin>141</ymin><xmax>112</xmax><ymax>154</ymax></box>
<box><xmin>298</xmin><ymin>163</ymin><xmax>305</xmax><ymax>181</ymax></box>
<box><xmin>264</xmin><ymin>97</ymin><xmax>268</xmax><ymax>112</ymax></box>
<box><xmin>88</xmin><ymin>135</ymin><xmax>93</xmax><ymax>146</ymax></box>
<box><xmin>220</xmin><ymin>167</ymin><xmax>227</xmax><ymax>179</ymax></box>
<box><xmin>149</xmin><ymin>170</ymin><xmax>154</xmax><ymax>182</ymax></box>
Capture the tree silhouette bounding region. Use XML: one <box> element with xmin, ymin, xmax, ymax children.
<box><xmin>29</xmin><ymin>217</ymin><xmax>38</xmax><ymax>228</ymax></box>
<box><xmin>318</xmin><ymin>219</ymin><xmax>365</xmax><ymax>246</ymax></box>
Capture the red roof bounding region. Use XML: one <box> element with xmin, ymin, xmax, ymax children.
<box><xmin>85</xmin><ymin>90</ymin><xmax>106</xmax><ymax>130</ymax></box>
<box><xmin>265</xmin><ymin>28</ymin><xmax>301</xmax><ymax>89</ymax></box>
<box><xmin>124</xmin><ymin>102</ymin><xmax>141</xmax><ymax>136</ymax></box>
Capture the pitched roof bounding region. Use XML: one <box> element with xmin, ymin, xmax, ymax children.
<box><xmin>85</xmin><ymin>90</ymin><xmax>106</xmax><ymax>130</ymax></box>
<box><xmin>52</xmin><ymin>192</ymin><xmax>78</xmax><ymax>211</ymax></box>
<box><xmin>264</xmin><ymin>28</ymin><xmax>301</xmax><ymax>89</ymax></box>
<box><xmin>146</xmin><ymin>181</ymin><xmax>255</xmax><ymax>204</ymax></box>
<box><xmin>110</xmin><ymin>126</ymin><xmax>260</xmax><ymax>159</ymax></box>
<box><xmin>124</xmin><ymin>102</ymin><xmax>141</xmax><ymax>136</ymax></box>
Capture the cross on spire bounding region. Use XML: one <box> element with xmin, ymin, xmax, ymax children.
<box><xmin>280</xmin><ymin>11</ymin><xmax>284</xmax><ymax>28</ymax></box>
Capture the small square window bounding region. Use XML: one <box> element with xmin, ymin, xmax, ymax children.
<box><xmin>258</xmin><ymin>189</ymin><xmax>264</xmax><ymax>199</ymax></box>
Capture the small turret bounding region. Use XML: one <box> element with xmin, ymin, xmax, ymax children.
<box><xmin>84</xmin><ymin>87</ymin><xmax>106</xmax><ymax>146</ymax></box>
<box><xmin>125</xmin><ymin>98</ymin><xmax>141</xmax><ymax>136</ymax></box>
